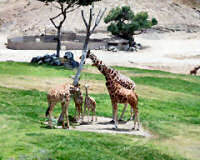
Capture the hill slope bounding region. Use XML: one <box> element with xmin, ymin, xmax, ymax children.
<box><xmin>0</xmin><ymin>0</ymin><xmax>200</xmax><ymax>35</ymax></box>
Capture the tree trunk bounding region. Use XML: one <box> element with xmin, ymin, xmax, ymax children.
<box><xmin>58</xmin><ymin>34</ymin><xmax>90</xmax><ymax>124</ymax></box>
<box><xmin>128</xmin><ymin>36</ymin><xmax>135</xmax><ymax>48</ymax></box>
<box><xmin>73</xmin><ymin>33</ymin><xmax>90</xmax><ymax>86</ymax></box>
<box><xmin>56</xmin><ymin>27</ymin><xmax>61</xmax><ymax>58</ymax></box>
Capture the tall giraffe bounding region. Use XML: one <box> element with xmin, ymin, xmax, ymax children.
<box><xmin>86</xmin><ymin>50</ymin><xmax>137</xmax><ymax>125</ymax></box>
<box><xmin>106</xmin><ymin>79</ymin><xmax>139</xmax><ymax>129</ymax></box>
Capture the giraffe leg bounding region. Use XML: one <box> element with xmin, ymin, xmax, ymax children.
<box><xmin>48</xmin><ymin>102</ymin><xmax>56</xmax><ymax>129</ymax></box>
<box><xmin>80</xmin><ymin>103</ymin><xmax>83</xmax><ymax>121</ymax></box>
<box><xmin>112</xmin><ymin>103</ymin><xmax>118</xmax><ymax>129</ymax></box>
<box><xmin>87</xmin><ymin>106</ymin><xmax>90</xmax><ymax>122</ymax></box>
<box><xmin>94</xmin><ymin>107</ymin><xmax>97</xmax><ymax>122</ymax></box>
<box><xmin>119</xmin><ymin>104</ymin><xmax>128</xmax><ymax>121</ymax></box>
<box><xmin>137</xmin><ymin>113</ymin><xmax>140</xmax><ymax>130</ymax></box>
<box><xmin>78</xmin><ymin>104</ymin><xmax>82</xmax><ymax>121</ymax></box>
<box><xmin>61</xmin><ymin>102</ymin><xmax>66</xmax><ymax>129</ymax></box>
<box><xmin>91</xmin><ymin>107</ymin><xmax>95</xmax><ymax>122</ymax></box>
<box><xmin>82</xmin><ymin>100</ymin><xmax>87</xmax><ymax>121</ymax></box>
<box><xmin>130</xmin><ymin>107</ymin><xmax>134</xmax><ymax>121</ymax></box>
<box><xmin>111</xmin><ymin>106</ymin><xmax>114</xmax><ymax>123</ymax></box>
<box><xmin>65</xmin><ymin>101</ymin><xmax>70</xmax><ymax>129</ymax></box>
<box><xmin>133</xmin><ymin>111</ymin><xmax>139</xmax><ymax>131</ymax></box>
<box><xmin>74</xmin><ymin>105</ymin><xmax>77</xmax><ymax>121</ymax></box>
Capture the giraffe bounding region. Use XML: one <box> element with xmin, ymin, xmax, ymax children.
<box><xmin>83</xmin><ymin>84</ymin><xmax>97</xmax><ymax>122</ymax></box>
<box><xmin>45</xmin><ymin>83</ymin><xmax>81</xmax><ymax>129</ymax></box>
<box><xmin>107</xmin><ymin>80</ymin><xmax>139</xmax><ymax>130</ymax></box>
<box><xmin>73</xmin><ymin>87</ymin><xmax>83</xmax><ymax>122</ymax></box>
<box><xmin>85</xmin><ymin>50</ymin><xmax>136</xmax><ymax>122</ymax></box>
<box><xmin>190</xmin><ymin>66</ymin><xmax>200</xmax><ymax>75</ymax></box>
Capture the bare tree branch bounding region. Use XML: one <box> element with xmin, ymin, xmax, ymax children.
<box><xmin>52</xmin><ymin>2</ymin><xmax>61</xmax><ymax>9</ymax></box>
<box><xmin>66</xmin><ymin>5</ymin><xmax>80</xmax><ymax>13</ymax></box>
<box><xmin>73</xmin><ymin>6</ymin><xmax>106</xmax><ymax>86</ymax></box>
<box><xmin>50</xmin><ymin>17</ymin><xmax>59</xmax><ymax>28</ymax></box>
<box><xmin>88</xmin><ymin>7</ymin><xmax>93</xmax><ymax>33</ymax></box>
<box><xmin>81</xmin><ymin>10</ymin><xmax>88</xmax><ymax>28</ymax></box>
<box><xmin>59</xmin><ymin>2</ymin><xmax>64</xmax><ymax>12</ymax></box>
<box><xmin>95</xmin><ymin>9</ymin><xmax>102</xmax><ymax>24</ymax></box>
<box><xmin>91</xmin><ymin>8</ymin><xmax>106</xmax><ymax>34</ymax></box>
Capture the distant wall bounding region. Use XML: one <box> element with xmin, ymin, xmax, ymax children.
<box><xmin>7</xmin><ymin>34</ymin><xmax>106</xmax><ymax>50</ymax></box>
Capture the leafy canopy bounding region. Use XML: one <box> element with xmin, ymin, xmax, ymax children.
<box><xmin>104</xmin><ymin>6</ymin><xmax>158</xmax><ymax>40</ymax></box>
<box><xmin>38</xmin><ymin>0</ymin><xmax>101</xmax><ymax>6</ymax></box>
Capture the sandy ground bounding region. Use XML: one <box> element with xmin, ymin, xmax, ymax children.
<box><xmin>44</xmin><ymin>116</ymin><xmax>152</xmax><ymax>137</ymax></box>
<box><xmin>0</xmin><ymin>32</ymin><xmax>200</xmax><ymax>74</ymax></box>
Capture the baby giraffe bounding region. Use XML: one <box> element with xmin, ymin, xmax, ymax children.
<box><xmin>83</xmin><ymin>84</ymin><xmax>97</xmax><ymax>122</ymax></box>
<box><xmin>73</xmin><ymin>87</ymin><xmax>83</xmax><ymax>122</ymax></box>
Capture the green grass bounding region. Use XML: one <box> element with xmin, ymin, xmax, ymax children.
<box><xmin>0</xmin><ymin>62</ymin><xmax>104</xmax><ymax>81</ymax></box>
<box><xmin>0</xmin><ymin>62</ymin><xmax>200</xmax><ymax>160</ymax></box>
<box><xmin>133</xmin><ymin>76</ymin><xmax>200</xmax><ymax>96</ymax></box>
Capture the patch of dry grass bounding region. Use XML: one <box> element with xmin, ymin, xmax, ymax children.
<box><xmin>0</xmin><ymin>75</ymin><xmax>106</xmax><ymax>94</ymax></box>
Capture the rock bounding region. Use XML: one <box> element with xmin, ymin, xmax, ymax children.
<box><xmin>43</xmin><ymin>57</ymin><xmax>52</xmax><ymax>63</ymax></box>
<box><xmin>64</xmin><ymin>51</ymin><xmax>74</xmax><ymax>60</ymax></box>
<box><xmin>43</xmin><ymin>54</ymin><xmax>51</xmax><ymax>59</ymax></box>
<box><xmin>30</xmin><ymin>52</ymin><xmax>77</xmax><ymax>67</ymax></box>
<box><xmin>52</xmin><ymin>59</ymin><xmax>61</xmax><ymax>66</ymax></box>
<box><xmin>51</xmin><ymin>56</ymin><xmax>57</xmax><ymax>61</ymax></box>
<box><xmin>38</xmin><ymin>60</ymin><xmax>43</xmax><ymax>65</ymax></box>
<box><xmin>63</xmin><ymin>51</ymin><xmax>79</xmax><ymax>68</ymax></box>
<box><xmin>129</xmin><ymin>47</ymin><xmax>137</xmax><ymax>52</ymax></box>
<box><xmin>30</xmin><ymin>57</ymin><xmax>38</xmax><ymax>63</ymax></box>
<box><xmin>108</xmin><ymin>46</ymin><xmax>118</xmax><ymax>52</ymax></box>
<box><xmin>71</xmin><ymin>61</ymin><xmax>79</xmax><ymax>68</ymax></box>
<box><xmin>52</xmin><ymin>53</ymin><xmax>57</xmax><ymax>57</ymax></box>
<box><xmin>30</xmin><ymin>56</ymin><xmax>42</xmax><ymax>63</ymax></box>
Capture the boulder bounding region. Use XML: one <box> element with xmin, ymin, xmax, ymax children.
<box><xmin>108</xmin><ymin>46</ymin><xmax>118</xmax><ymax>52</ymax></box>
<box><xmin>64</xmin><ymin>51</ymin><xmax>74</xmax><ymax>60</ymax></box>
<box><xmin>30</xmin><ymin>52</ymin><xmax>78</xmax><ymax>67</ymax></box>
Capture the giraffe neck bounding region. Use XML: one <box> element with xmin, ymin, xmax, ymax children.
<box><xmin>85</xmin><ymin>88</ymin><xmax>89</xmax><ymax>97</ymax></box>
<box><xmin>88</xmin><ymin>53</ymin><xmax>114</xmax><ymax>79</ymax></box>
<box><xmin>88</xmin><ymin>53</ymin><xmax>135</xmax><ymax>90</ymax></box>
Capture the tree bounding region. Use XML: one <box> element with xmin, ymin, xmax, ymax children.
<box><xmin>104</xmin><ymin>6</ymin><xmax>158</xmax><ymax>47</ymax></box>
<box><xmin>37</xmin><ymin>0</ymin><xmax>100</xmax><ymax>57</ymax></box>
<box><xmin>58</xmin><ymin>5</ymin><xmax>106</xmax><ymax>123</ymax></box>
<box><xmin>73</xmin><ymin>5</ymin><xmax>106</xmax><ymax>86</ymax></box>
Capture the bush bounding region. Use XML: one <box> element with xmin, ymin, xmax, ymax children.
<box><xmin>104</xmin><ymin>6</ymin><xmax>158</xmax><ymax>47</ymax></box>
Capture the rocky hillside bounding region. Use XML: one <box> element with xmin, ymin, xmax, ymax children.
<box><xmin>0</xmin><ymin>0</ymin><xmax>200</xmax><ymax>35</ymax></box>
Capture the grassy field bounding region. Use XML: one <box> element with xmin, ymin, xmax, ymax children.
<box><xmin>0</xmin><ymin>62</ymin><xmax>200</xmax><ymax>160</ymax></box>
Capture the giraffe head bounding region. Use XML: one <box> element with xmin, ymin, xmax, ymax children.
<box><xmin>70</xmin><ymin>85</ymin><xmax>81</xmax><ymax>96</ymax></box>
<box><xmin>84</xmin><ymin>84</ymin><xmax>89</xmax><ymax>89</ymax></box>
